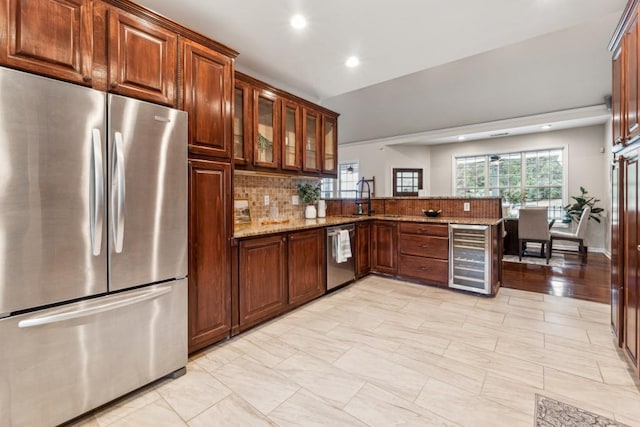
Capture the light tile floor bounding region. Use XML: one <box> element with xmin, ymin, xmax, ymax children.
<box><xmin>72</xmin><ymin>276</ymin><xmax>640</xmax><ymax>427</ymax></box>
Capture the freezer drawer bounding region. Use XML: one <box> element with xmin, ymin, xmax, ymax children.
<box><xmin>0</xmin><ymin>279</ymin><xmax>187</xmax><ymax>427</ymax></box>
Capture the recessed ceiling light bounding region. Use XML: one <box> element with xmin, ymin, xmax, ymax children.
<box><xmin>345</xmin><ymin>56</ymin><xmax>360</xmax><ymax>68</ymax></box>
<box><xmin>457</xmin><ymin>135</ymin><xmax>466</xmax><ymax>141</ymax></box>
<box><xmin>290</xmin><ymin>14</ymin><xmax>307</xmax><ymax>29</ymax></box>
<box><xmin>541</xmin><ymin>124</ymin><xmax>552</xmax><ymax>130</ymax></box>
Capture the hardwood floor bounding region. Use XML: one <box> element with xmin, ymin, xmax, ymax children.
<box><xmin>502</xmin><ymin>252</ymin><xmax>611</xmax><ymax>304</ymax></box>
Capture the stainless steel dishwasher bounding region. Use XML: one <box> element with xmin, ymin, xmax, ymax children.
<box><xmin>327</xmin><ymin>224</ymin><xmax>356</xmax><ymax>290</ymax></box>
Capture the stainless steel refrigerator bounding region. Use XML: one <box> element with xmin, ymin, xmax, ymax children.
<box><xmin>0</xmin><ymin>67</ymin><xmax>188</xmax><ymax>427</ymax></box>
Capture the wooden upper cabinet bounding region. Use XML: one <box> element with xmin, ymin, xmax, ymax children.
<box><xmin>0</xmin><ymin>0</ymin><xmax>93</xmax><ymax>85</ymax></box>
<box><xmin>625</xmin><ymin>13</ymin><xmax>640</xmax><ymax>141</ymax></box>
<box><xmin>253</xmin><ymin>88</ymin><xmax>280</xmax><ymax>169</ymax></box>
<box><xmin>613</xmin><ymin>46</ymin><xmax>625</xmax><ymax>146</ymax></box>
<box><xmin>107</xmin><ymin>7</ymin><xmax>177</xmax><ymax>106</ymax></box>
<box><xmin>303</xmin><ymin>108</ymin><xmax>321</xmax><ymax>172</ymax></box>
<box><xmin>182</xmin><ymin>38</ymin><xmax>233</xmax><ymax>159</ymax></box>
<box><xmin>233</xmin><ymin>72</ymin><xmax>338</xmax><ymax>175</ymax></box>
<box><xmin>234</xmin><ymin>80</ymin><xmax>252</xmax><ymax>164</ymax></box>
<box><xmin>281</xmin><ymin>99</ymin><xmax>301</xmax><ymax>170</ymax></box>
<box><xmin>322</xmin><ymin>114</ymin><xmax>338</xmax><ymax>175</ymax></box>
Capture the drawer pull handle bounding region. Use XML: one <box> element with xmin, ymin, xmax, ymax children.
<box><xmin>420</xmin><ymin>267</ymin><xmax>430</xmax><ymax>271</ymax></box>
<box><xmin>421</xmin><ymin>244</ymin><xmax>429</xmax><ymax>248</ymax></box>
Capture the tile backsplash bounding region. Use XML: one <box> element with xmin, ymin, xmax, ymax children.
<box><xmin>234</xmin><ymin>174</ymin><xmax>321</xmax><ymax>223</ymax></box>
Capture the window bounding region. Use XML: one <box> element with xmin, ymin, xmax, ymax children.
<box><xmin>455</xmin><ymin>156</ymin><xmax>486</xmax><ymax>197</ymax></box>
<box><xmin>320</xmin><ymin>161</ymin><xmax>359</xmax><ymax>199</ymax></box>
<box><xmin>393</xmin><ymin>168</ymin><xmax>423</xmax><ymax>196</ymax></box>
<box><xmin>455</xmin><ymin>148</ymin><xmax>565</xmax><ymax>219</ymax></box>
<box><xmin>339</xmin><ymin>162</ymin><xmax>359</xmax><ymax>198</ymax></box>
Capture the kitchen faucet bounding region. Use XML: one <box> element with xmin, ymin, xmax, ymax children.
<box><xmin>356</xmin><ymin>177</ymin><xmax>373</xmax><ymax>216</ymax></box>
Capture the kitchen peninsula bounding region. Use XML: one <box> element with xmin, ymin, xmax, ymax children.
<box><xmin>223</xmin><ymin>195</ymin><xmax>504</xmax><ymax>354</ymax></box>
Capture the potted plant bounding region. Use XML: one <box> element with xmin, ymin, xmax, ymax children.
<box><xmin>297</xmin><ymin>183</ymin><xmax>321</xmax><ymax>219</ymax></box>
<box><xmin>502</xmin><ymin>189</ymin><xmax>527</xmax><ymax>217</ymax></box>
<box><xmin>564</xmin><ymin>186</ymin><xmax>604</xmax><ymax>223</ymax></box>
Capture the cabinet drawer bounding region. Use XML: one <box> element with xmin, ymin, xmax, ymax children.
<box><xmin>399</xmin><ymin>222</ymin><xmax>448</xmax><ymax>237</ymax></box>
<box><xmin>398</xmin><ymin>234</ymin><xmax>448</xmax><ymax>260</ymax></box>
<box><xmin>398</xmin><ymin>254</ymin><xmax>448</xmax><ymax>285</ymax></box>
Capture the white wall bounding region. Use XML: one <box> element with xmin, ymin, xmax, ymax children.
<box><xmin>339</xmin><ymin>124</ymin><xmax>609</xmax><ymax>251</ymax></box>
<box><xmin>339</xmin><ymin>142</ymin><xmax>431</xmax><ymax>197</ymax></box>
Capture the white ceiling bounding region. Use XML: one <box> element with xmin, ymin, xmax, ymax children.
<box><xmin>136</xmin><ymin>0</ymin><xmax>626</xmax><ymax>143</ymax></box>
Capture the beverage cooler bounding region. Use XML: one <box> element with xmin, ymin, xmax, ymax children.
<box><xmin>448</xmin><ymin>224</ymin><xmax>491</xmax><ymax>294</ymax></box>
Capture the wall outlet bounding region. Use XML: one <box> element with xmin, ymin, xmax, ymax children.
<box><xmin>463</xmin><ymin>202</ymin><xmax>470</xmax><ymax>212</ymax></box>
<box><xmin>292</xmin><ymin>195</ymin><xmax>299</xmax><ymax>205</ymax></box>
<box><xmin>264</xmin><ymin>195</ymin><xmax>270</xmax><ymax>206</ymax></box>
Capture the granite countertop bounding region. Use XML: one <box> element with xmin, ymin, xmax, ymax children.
<box><xmin>233</xmin><ymin>215</ymin><xmax>502</xmax><ymax>238</ymax></box>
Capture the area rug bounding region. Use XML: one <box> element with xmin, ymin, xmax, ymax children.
<box><xmin>534</xmin><ymin>394</ymin><xmax>629</xmax><ymax>427</ymax></box>
<box><xmin>503</xmin><ymin>254</ymin><xmax>564</xmax><ymax>267</ymax></box>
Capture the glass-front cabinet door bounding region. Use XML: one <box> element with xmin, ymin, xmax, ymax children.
<box><xmin>234</xmin><ymin>81</ymin><xmax>252</xmax><ymax>164</ymax></box>
<box><xmin>282</xmin><ymin>100</ymin><xmax>301</xmax><ymax>170</ymax></box>
<box><xmin>253</xmin><ymin>89</ymin><xmax>279</xmax><ymax>168</ymax></box>
<box><xmin>322</xmin><ymin>114</ymin><xmax>337</xmax><ymax>174</ymax></box>
<box><xmin>303</xmin><ymin>108</ymin><xmax>321</xmax><ymax>172</ymax></box>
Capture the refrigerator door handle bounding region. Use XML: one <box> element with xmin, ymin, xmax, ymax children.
<box><xmin>90</xmin><ymin>129</ymin><xmax>104</xmax><ymax>256</ymax></box>
<box><xmin>112</xmin><ymin>132</ymin><xmax>126</xmax><ymax>253</ymax></box>
<box><xmin>17</xmin><ymin>285</ymin><xmax>172</xmax><ymax>328</ymax></box>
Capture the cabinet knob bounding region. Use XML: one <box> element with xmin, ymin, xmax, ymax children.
<box><xmin>111</xmin><ymin>82</ymin><xmax>119</xmax><ymax>88</ymax></box>
<box><xmin>82</xmin><ymin>75</ymin><xmax>92</xmax><ymax>82</ymax></box>
<box><xmin>637</xmin><ymin>245</ymin><xmax>640</xmax><ymax>252</ymax></box>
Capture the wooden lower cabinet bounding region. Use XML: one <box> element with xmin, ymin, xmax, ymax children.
<box><xmin>612</xmin><ymin>158</ymin><xmax>624</xmax><ymax>347</ymax></box>
<box><xmin>288</xmin><ymin>229</ymin><xmax>325</xmax><ymax>307</ymax></box>
<box><xmin>397</xmin><ymin>254</ymin><xmax>448</xmax><ymax>284</ymax></box>
<box><xmin>372</xmin><ymin>221</ymin><xmax>397</xmax><ymax>275</ymax></box>
<box><xmin>356</xmin><ymin>221</ymin><xmax>371</xmax><ymax>277</ymax></box>
<box><xmin>624</xmin><ymin>151</ymin><xmax>640</xmax><ymax>369</ymax></box>
<box><xmin>238</xmin><ymin>234</ymin><xmax>287</xmax><ymax>330</ymax></box>
<box><xmin>188</xmin><ymin>159</ymin><xmax>232</xmax><ymax>353</ymax></box>
<box><xmin>397</xmin><ymin>222</ymin><xmax>449</xmax><ymax>286</ymax></box>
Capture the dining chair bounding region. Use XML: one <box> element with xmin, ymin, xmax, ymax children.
<box><xmin>550</xmin><ymin>206</ymin><xmax>591</xmax><ymax>263</ymax></box>
<box><xmin>518</xmin><ymin>207</ymin><xmax>551</xmax><ymax>264</ymax></box>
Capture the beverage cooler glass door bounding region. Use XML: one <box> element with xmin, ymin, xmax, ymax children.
<box><xmin>449</xmin><ymin>224</ymin><xmax>491</xmax><ymax>294</ymax></box>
